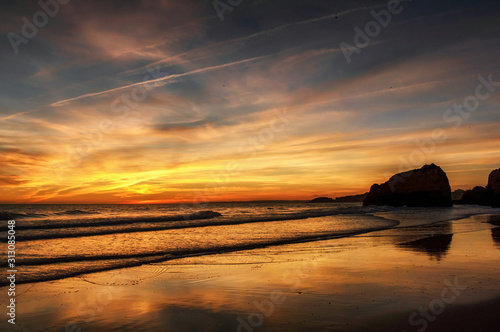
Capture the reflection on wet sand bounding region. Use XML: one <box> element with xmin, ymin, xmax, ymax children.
<box><xmin>394</xmin><ymin>222</ymin><xmax>453</xmax><ymax>261</ymax></box>
<box><xmin>487</xmin><ymin>215</ymin><xmax>500</xmax><ymax>248</ymax></box>
<box><xmin>486</xmin><ymin>215</ymin><xmax>500</xmax><ymax>226</ymax></box>
<box><xmin>398</xmin><ymin>233</ymin><xmax>453</xmax><ymax>261</ymax></box>
<box><xmin>491</xmin><ymin>227</ymin><xmax>500</xmax><ymax>247</ymax></box>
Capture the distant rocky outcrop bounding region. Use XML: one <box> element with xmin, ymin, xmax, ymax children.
<box><xmin>363</xmin><ymin>164</ymin><xmax>452</xmax><ymax>207</ymax></box>
<box><xmin>311</xmin><ymin>193</ymin><xmax>368</xmax><ymax>203</ymax></box>
<box><xmin>334</xmin><ymin>192</ymin><xmax>368</xmax><ymax>202</ymax></box>
<box><xmin>456</xmin><ymin>168</ymin><xmax>500</xmax><ymax>207</ymax></box>
<box><xmin>311</xmin><ymin>197</ymin><xmax>334</xmax><ymax>203</ymax></box>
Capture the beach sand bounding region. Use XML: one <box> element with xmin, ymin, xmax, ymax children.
<box><xmin>1</xmin><ymin>214</ymin><xmax>499</xmax><ymax>331</ymax></box>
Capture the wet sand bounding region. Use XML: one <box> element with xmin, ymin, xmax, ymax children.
<box><xmin>1</xmin><ymin>214</ymin><xmax>500</xmax><ymax>331</ymax></box>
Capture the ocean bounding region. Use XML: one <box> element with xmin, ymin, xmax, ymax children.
<box><xmin>1</xmin><ymin>202</ymin><xmax>499</xmax><ymax>286</ymax></box>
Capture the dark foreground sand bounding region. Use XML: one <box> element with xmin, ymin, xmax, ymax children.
<box><xmin>1</xmin><ymin>214</ymin><xmax>499</xmax><ymax>331</ymax></box>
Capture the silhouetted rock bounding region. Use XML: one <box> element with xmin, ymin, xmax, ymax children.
<box><xmin>451</xmin><ymin>189</ymin><xmax>465</xmax><ymax>201</ymax></box>
<box><xmin>487</xmin><ymin>168</ymin><xmax>500</xmax><ymax>193</ymax></box>
<box><xmin>311</xmin><ymin>197</ymin><xmax>334</xmax><ymax>203</ymax></box>
<box><xmin>334</xmin><ymin>193</ymin><xmax>368</xmax><ymax>202</ymax></box>
<box><xmin>0</xmin><ymin>211</ymin><xmax>13</xmax><ymax>220</ymax></box>
<box><xmin>363</xmin><ymin>164</ymin><xmax>452</xmax><ymax>207</ymax></box>
<box><xmin>455</xmin><ymin>168</ymin><xmax>500</xmax><ymax>207</ymax></box>
<box><xmin>458</xmin><ymin>186</ymin><xmax>489</xmax><ymax>204</ymax></box>
<box><xmin>487</xmin><ymin>168</ymin><xmax>500</xmax><ymax>207</ymax></box>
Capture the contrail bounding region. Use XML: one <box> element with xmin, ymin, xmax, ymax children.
<box><xmin>120</xmin><ymin>1</ymin><xmax>413</xmax><ymax>77</ymax></box>
<box><xmin>52</xmin><ymin>0</ymin><xmax>413</xmax><ymax>107</ymax></box>
<box><xmin>51</xmin><ymin>55</ymin><xmax>268</xmax><ymax>107</ymax></box>
<box><xmin>0</xmin><ymin>111</ymin><xmax>35</xmax><ymax>121</ymax></box>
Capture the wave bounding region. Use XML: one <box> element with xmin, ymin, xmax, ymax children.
<box><xmin>0</xmin><ymin>220</ymin><xmax>396</xmax><ymax>286</ymax></box>
<box><xmin>0</xmin><ymin>211</ymin><xmax>14</xmax><ymax>220</ymax></box>
<box><xmin>54</xmin><ymin>209</ymin><xmax>99</xmax><ymax>215</ymax></box>
<box><xmin>2</xmin><ymin>207</ymin><xmax>392</xmax><ymax>242</ymax></box>
<box><xmin>9</xmin><ymin>212</ymin><xmax>48</xmax><ymax>218</ymax></box>
<box><xmin>12</xmin><ymin>210</ymin><xmax>221</xmax><ymax>230</ymax></box>
<box><xmin>4</xmin><ymin>210</ymin><xmax>222</xmax><ymax>233</ymax></box>
<box><xmin>2</xmin><ymin>205</ymin><xmax>498</xmax><ymax>287</ymax></box>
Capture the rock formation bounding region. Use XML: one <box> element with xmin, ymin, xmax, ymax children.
<box><xmin>458</xmin><ymin>186</ymin><xmax>490</xmax><ymax>204</ymax></box>
<box><xmin>363</xmin><ymin>164</ymin><xmax>452</xmax><ymax>207</ymax></box>
<box><xmin>451</xmin><ymin>189</ymin><xmax>465</xmax><ymax>201</ymax></box>
<box><xmin>457</xmin><ymin>168</ymin><xmax>500</xmax><ymax>207</ymax></box>
<box><xmin>487</xmin><ymin>168</ymin><xmax>500</xmax><ymax>195</ymax></box>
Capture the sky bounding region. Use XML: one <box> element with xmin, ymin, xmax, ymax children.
<box><xmin>1</xmin><ymin>0</ymin><xmax>500</xmax><ymax>204</ymax></box>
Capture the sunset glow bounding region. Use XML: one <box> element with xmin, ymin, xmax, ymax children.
<box><xmin>1</xmin><ymin>0</ymin><xmax>499</xmax><ymax>203</ymax></box>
